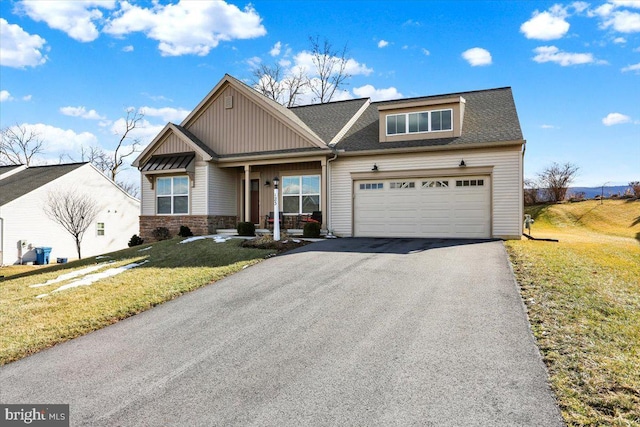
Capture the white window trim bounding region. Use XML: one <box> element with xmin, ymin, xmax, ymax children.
<box><xmin>282</xmin><ymin>174</ymin><xmax>321</xmax><ymax>215</ymax></box>
<box><xmin>96</xmin><ymin>222</ymin><xmax>105</xmax><ymax>236</ymax></box>
<box><xmin>386</xmin><ymin>109</ymin><xmax>453</xmax><ymax>136</ymax></box>
<box><xmin>156</xmin><ymin>176</ymin><xmax>190</xmax><ymax>215</ymax></box>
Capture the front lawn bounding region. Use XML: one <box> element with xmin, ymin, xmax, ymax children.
<box><xmin>506</xmin><ymin>200</ymin><xmax>640</xmax><ymax>426</ymax></box>
<box><xmin>0</xmin><ymin>237</ymin><xmax>275</xmax><ymax>365</ymax></box>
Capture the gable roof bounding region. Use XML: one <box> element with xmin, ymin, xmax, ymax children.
<box><xmin>133</xmin><ymin>123</ymin><xmax>217</xmax><ymax>167</ymax></box>
<box><xmin>0</xmin><ymin>163</ymin><xmax>87</xmax><ymax>206</ymax></box>
<box><xmin>289</xmin><ymin>98</ymin><xmax>370</xmax><ymax>144</ymax></box>
<box><xmin>335</xmin><ymin>87</ymin><xmax>523</xmax><ymax>152</ymax></box>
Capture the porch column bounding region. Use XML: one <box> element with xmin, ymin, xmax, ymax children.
<box><xmin>321</xmin><ymin>158</ymin><xmax>327</xmax><ymax>229</ymax></box>
<box><xmin>244</xmin><ymin>164</ymin><xmax>251</xmax><ymax>222</ymax></box>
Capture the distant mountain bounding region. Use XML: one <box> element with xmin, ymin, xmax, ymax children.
<box><xmin>568</xmin><ymin>186</ymin><xmax>631</xmax><ymax>199</ymax></box>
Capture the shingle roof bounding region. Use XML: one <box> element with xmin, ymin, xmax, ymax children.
<box><xmin>0</xmin><ymin>163</ymin><xmax>87</xmax><ymax>206</ymax></box>
<box><xmin>0</xmin><ymin>165</ymin><xmax>23</xmax><ymax>176</ymax></box>
<box><xmin>289</xmin><ymin>98</ymin><xmax>369</xmax><ymax>144</ymax></box>
<box><xmin>334</xmin><ymin>87</ymin><xmax>523</xmax><ymax>152</ymax></box>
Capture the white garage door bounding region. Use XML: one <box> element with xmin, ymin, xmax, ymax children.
<box><xmin>354</xmin><ymin>176</ymin><xmax>491</xmax><ymax>238</ymax></box>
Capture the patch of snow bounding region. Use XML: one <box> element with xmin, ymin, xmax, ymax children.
<box><xmin>35</xmin><ymin>260</ymin><xmax>149</xmax><ymax>298</ymax></box>
<box><xmin>35</xmin><ymin>294</ymin><xmax>48</xmax><ymax>299</ymax></box>
<box><xmin>180</xmin><ymin>235</ymin><xmax>231</xmax><ymax>244</ymax></box>
<box><xmin>30</xmin><ymin>263</ymin><xmax>111</xmax><ymax>288</ymax></box>
<box><xmin>293</xmin><ymin>239</ymin><xmax>300</xmax><ymax>243</ymax></box>
<box><xmin>137</xmin><ymin>246</ymin><xmax>152</xmax><ymax>252</ymax></box>
<box><xmin>96</xmin><ymin>256</ymin><xmax>111</xmax><ymax>259</ymax></box>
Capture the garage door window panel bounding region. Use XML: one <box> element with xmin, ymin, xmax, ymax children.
<box><xmin>283</xmin><ymin>175</ymin><xmax>320</xmax><ymax>214</ymax></box>
<box><xmin>390</xmin><ymin>182</ymin><xmax>415</xmax><ymax>189</ymax></box>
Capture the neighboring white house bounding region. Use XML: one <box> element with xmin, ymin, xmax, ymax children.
<box><xmin>133</xmin><ymin>74</ymin><xmax>525</xmax><ymax>241</ymax></box>
<box><xmin>0</xmin><ymin>163</ymin><xmax>140</xmax><ymax>265</ymax></box>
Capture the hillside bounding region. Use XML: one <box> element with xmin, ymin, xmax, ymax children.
<box><xmin>526</xmin><ymin>199</ymin><xmax>640</xmax><ymax>241</ymax></box>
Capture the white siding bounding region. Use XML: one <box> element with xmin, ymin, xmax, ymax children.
<box><xmin>329</xmin><ymin>147</ymin><xmax>523</xmax><ymax>239</ymax></box>
<box><xmin>208</xmin><ymin>164</ymin><xmax>237</xmax><ymax>216</ymax></box>
<box><xmin>1</xmin><ymin>164</ymin><xmax>140</xmax><ymax>265</ymax></box>
<box><xmin>141</xmin><ymin>175</ymin><xmax>154</xmax><ymax>215</ymax></box>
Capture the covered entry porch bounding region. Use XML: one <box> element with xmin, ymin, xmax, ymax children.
<box><xmin>219</xmin><ymin>154</ymin><xmax>329</xmax><ymax>231</ymax></box>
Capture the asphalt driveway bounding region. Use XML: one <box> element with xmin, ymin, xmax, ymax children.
<box><xmin>0</xmin><ymin>238</ymin><xmax>563</xmax><ymax>426</ymax></box>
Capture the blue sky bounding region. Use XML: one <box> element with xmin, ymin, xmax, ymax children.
<box><xmin>1</xmin><ymin>0</ymin><xmax>638</xmax><ymax>188</ymax></box>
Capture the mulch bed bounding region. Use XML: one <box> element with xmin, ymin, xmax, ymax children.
<box><xmin>240</xmin><ymin>237</ymin><xmax>311</xmax><ymax>252</ymax></box>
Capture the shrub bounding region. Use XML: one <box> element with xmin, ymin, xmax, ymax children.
<box><xmin>630</xmin><ymin>181</ymin><xmax>640</xmax><ymax>198</ymax></box>
<box><xmin>237</xmin><ymin>221</ymin><xmax>256</xmax><ymax>236</ymax></box>
<box><xmin>303</xmin><ymin>221</ymin><xmax>321</xmax><ymax>238</ymax></box>
<box><xmin>151</xmin><ymin>227</ymin><xmax>171</xmax><ymax>241</ymax></box>
<box><xmin>128</xmin><ymin>234</ymin><xmax>144</xmax><ymax>247</ymax></box>
<box><xmin>178</xmin><ymin>225</ymin><xmax>193</xmax><ymax>237</ymax></box>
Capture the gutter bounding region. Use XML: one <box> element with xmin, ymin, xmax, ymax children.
<box><xmin>336</xmin><ymin>139</ymin><xmax>526</xmax><ymax>157</ymax></box>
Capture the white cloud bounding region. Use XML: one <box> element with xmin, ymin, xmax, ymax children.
<box><xmin>613</xmin><ymin>36</ymin><xmax>627</xmax><ymax>43</ymax></box>
<box><xmin>292</xmin><ymin>51</ymin><xmax>373</xmax><ymax>77</ymax></box>
<box><xmin>18</xmin><ymin>0</ymin><xmax>115</xmax><ymax>42</ymax></box>
<box><xmin>270</xmin><ymin>41</ymin><xmax>282</xmax><ymax>56</ymax></box>
<box><xmin>602</xmin><ymin>112</ymin><xmax>631</xmax><ymax>126</ymax></box>
<box><xmin>378</xmin><ymin>40</ymin><xmax>389</xmax><ymax>48</ymax></box>
<box><xmin>571</xmin><ymin>2</ymin><xmax>590</xmax><ymax>13</ymax></box>
<box><xmin>1</xmin><ymin>90</ymin><xmax>13</xmax><ymax>102</ymax></box>
<box><xmin>353</xmin><ymin>85</ymin><xmax>403</xmax><ymax>101</ymax></box>
<box><xmin>0</xmin><ymin>19</ymin><xmax>48</xmax><ymax>68</ymax></box>
<box><xmin>122</xmin><ymin>45</ymin><xmax>134</xmax><ymax>52</ymax></box>
<box><xmin>541</xmin><ymin>124</ymin><xmax>557</xmax><ymax>129</ymax></box>
<box><xmin>461</xmin><ymin>47</ymin><xmax>492</xmax><ymax>66</ymax></box>
<box><xmin>60</xmin><ymin>106</ymin><xmax>106</xmax><ymax>120</ymax></box>
<box><xmin>109</xmin><ymin>117</ymin><xmax>165</xmax><ymax>147</ymax></box>
<box><xmin>16</xmin><ymin>123</ymin><xmax>99</xmax><ymax>155</ymax></box>
<box><xmin>140</xmin><ymin>106</ymin><xmax>191</xmax><ymax>123</ymax></box>
<box><xmin>422</xmin><ymin>48</ymin><xmax>431</xmax><ymax>56</ymax></box>
<box><xmin>104</xmin><ymin>1</ymin><xmax>266</xmax><ymax>56</ymax></box>
<box><xmin>521</xmin><ymin>7</ymin><xmax>570</xmax><ymax>40</ymax></box>
<box><xmin>23</xmin><ymin>95</ymin><xmax>32</xmax><ymax>101</ymax></box>
<box><xmin>601</xmin><ymin>9</ymin><xmax>640</xmax><ymax>33</ymax></box>
<box><xmin>610</xmin><ymin>0</ymin><xmax>640</xmax><ymax>9</ymax></box>
<box><xmin>532</xmin><ymin>45</ymin><xmax>598</xmax><ymax>66</ymax></box>
<box><xmin>621</xmin><ymin>62</ymin><xmax>640</xmax><ymax>72</ymax></box>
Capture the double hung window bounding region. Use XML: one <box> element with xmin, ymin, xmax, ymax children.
<box><xmin>157</xmin><ymin>176</ymin><xmax>189</xmax><ymax>214</ymax></box>
<box><xmin>282</xmin><ymin>175</ymin><xmax>320</xmax><ymax>214</ymax></box>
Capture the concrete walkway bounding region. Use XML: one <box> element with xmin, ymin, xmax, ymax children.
<box><xmin>0</xmin><ymin>238</ymin><xmax>564</xmax><ymax>426</ymax></box>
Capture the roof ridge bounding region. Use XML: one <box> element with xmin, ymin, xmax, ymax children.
<box><xmin>373</xmin><ymin>87</ymin><xmax>513</xmax><ymax>105</ymax></box>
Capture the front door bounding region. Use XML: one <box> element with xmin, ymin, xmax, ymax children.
<box><xmin>251</xmin><ymin>179</ymin><xmax>260</xmax><ymax>225</ymax></box>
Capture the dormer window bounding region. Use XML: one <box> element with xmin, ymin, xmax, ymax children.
<box><xmin>386</xmin><ymin>109</ymin><xmax>452</xmax><ymax>136</ymax></box>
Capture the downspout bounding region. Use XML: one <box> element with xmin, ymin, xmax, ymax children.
<box><xmin>326</xmin><ymin>151</ymin><xmax>339</xmax><ymax>235</ymax></box>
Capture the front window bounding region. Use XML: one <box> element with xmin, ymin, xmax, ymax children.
<box><xmin>96</xmin><ymin>222</ymin><xmax>105</xmax><ymax>236</ymax></box>
<box><xmin>386</xmin><ymin>109</ymin><xmax>452</xmax><ymax>135</ymax></box>
<box><xmin>282</xmin><ymin>175</ymin><xmax>320</xmax><ymax>214</ymax></box>
<box><xmin>157</xmin><ymin>176</ymin><xmax>189</xmax><ymax>214</ymax></box>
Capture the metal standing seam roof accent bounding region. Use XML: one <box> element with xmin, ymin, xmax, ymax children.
<box><xmin>141</xmin><ymin>152</ymin><xmax>195</xmax><ymax>172</ymax></box>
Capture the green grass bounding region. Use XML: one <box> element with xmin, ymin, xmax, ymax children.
<box><xmin>506</xmin><ymin>199</ymin><xmax>640</xmax><ymax>426</ymax></box>
<box><xmin>0</xmin><ymin>238</ymin><xmax>275</xmax><ymax>365</ymax></box>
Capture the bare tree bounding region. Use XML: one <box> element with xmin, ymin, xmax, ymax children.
<box><xmin>0</xmin><ymin>124</ymin><xmax>44</xmax><ymax>166</ymax></box>
<box><xmin>537</xmin><ymin>162</ymin><xmax>580</xmax><ymax>203</ymax></box>
<box><xmin>44</xmin><ymin>190</ymin><xmax>100</xmax><ymax>259</ymax></box>
<box><xmin>110</xmin><ymin>109</ymin><xmax>144</xmax><ymax>181</ymax></box>
<box><xmin>117</xmin><ymin>180</ymin><xmax>140</xmax><ymax>199</ymax></box>
<box><xmin>251</xmin><ymin>63</ymin><xmax>307</xmax><ymax>107</ymax></box>
<box><xmin>523</xmin><ymin>178</ymin><xmax>542</xmax><ymax>206</ymax></box>
<box><xmin>308</xmin><ymin>36</ymin><xmax>350</xmax><ymax>104</ymax></box>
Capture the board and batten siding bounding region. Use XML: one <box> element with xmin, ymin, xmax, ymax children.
<box><xmin>329</xmin><ymin>146</ymin><xmax>523</xmax><ymax>239</ymax></box>
<box><xmin>152</xmin><ymin>133</ymin><xmax>192</xmax><ymax>155</ymax></box>
<box><xmin>1</xmin><ymin>164</ymin><xmax>139</xmax><ymax>264</ymax></box>
<box><xmin>186</xmin><ymin>85</ymin><xmax>317</xmax><ymax>156</ymax></box>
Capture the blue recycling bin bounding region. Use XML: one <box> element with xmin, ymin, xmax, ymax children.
<box><xmin>35</xmin><ymin>247</ymin><xmax>52</xmax><ymax>265</ymax></box>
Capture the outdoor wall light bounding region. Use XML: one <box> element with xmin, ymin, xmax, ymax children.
<box><xmin>459</xmin><ymin>159</ymin><xmax>466</xmax><ymax>167</ymax></box>
<box><xmin>273</xmin><ymin>177</ymin><xmax>279</xmax><ymax>188</ymax></box>
<box><xmin>372</xmin><ymin>164</ymin><xmax>379</xmax><ymax>171</ymax></box>
<box><xmin>264</xmin><ymin>180</ymin><xmax>271</xmax><ymax>187</ymax></box>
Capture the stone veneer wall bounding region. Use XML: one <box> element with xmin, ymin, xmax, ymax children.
<box><xmin>140</xmin><ymin>215</ymin><xmax>238</xmax><ymax>241</ymax></box>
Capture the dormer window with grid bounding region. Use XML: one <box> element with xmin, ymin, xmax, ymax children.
<box><xmin>386</xmin><ymin>109</ymin><xmax>452</xmax><ymax>135</ymax></box>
